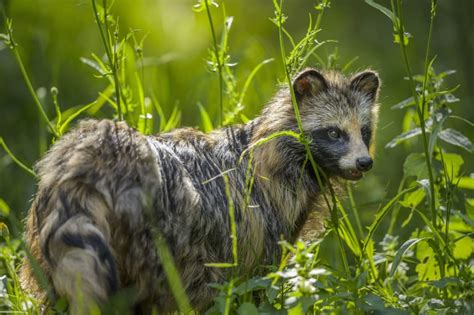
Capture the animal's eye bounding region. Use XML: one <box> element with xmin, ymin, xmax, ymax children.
<box><xmin>328</xmin><ymin>129</ymin><xmax>340</xmax><ymax>139</ymax></box>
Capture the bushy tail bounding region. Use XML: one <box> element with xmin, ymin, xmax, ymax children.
<box><xmin>22</xmin><ymin>181</ymin><xmax>118</xmax><ymax>313</ymax></box>
<box><xmin>21</xmin><ymin>119</ymin><xmax>160</xmax><ymax>313</ymax></box>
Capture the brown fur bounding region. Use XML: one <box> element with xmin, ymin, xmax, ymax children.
<box><xmin>20</xmin><ymin>68</ymin><xmax>380</xmax><ymax>313</ymax></box>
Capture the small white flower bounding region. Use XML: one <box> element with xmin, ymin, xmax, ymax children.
<box><xmin>298</xmin><ymin>279</ymin><xmax>316</xmax><ymax>294</ymax></box>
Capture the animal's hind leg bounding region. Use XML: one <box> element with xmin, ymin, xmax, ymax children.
<box><xmin>40</xmin><ymin>188</ymin><xmax>118</xmax><ymax>314</ymax></box>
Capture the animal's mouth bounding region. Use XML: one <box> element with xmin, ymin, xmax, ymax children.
<box><xmin>340</xmin><ymin>169</ymin><xmax>363</xmax><ymax>181</ymax></box>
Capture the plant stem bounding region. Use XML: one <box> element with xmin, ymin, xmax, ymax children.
<box><xmin>277</xmin><ymin>1</ymin><xmax>304</xmax><ymax>133</ymax></box>
<box><xmin>3</xmin><ymin>18</ymin><xmax>58</xmax><ymax>138</ymax></box>
<box><xmin>421</xmin><ymin>1</ymin><xmax>437</xmax><ymax>121</ymax></box>
<box><xmin>0</xmin><ymin>137</ymin><xmax>36</xmax><ymax>177</ymax></box>
<box><xmin>440</xmin><ymin>151</ymin><xmax>452</xmax><ymax>247</ymax></box>
<box><xmin>276</xmin><ymin>0</ymin><xmax>349</xmax><ymax>276</ymax></box>
<box><xmin>387</xmin><ymin>176</ymin><xmax>406</xmax><ymax>235</ymax></box>
<box><xmin>91</xmin><ymin>0</ymin><xmax>123</xmax><ymax>120</ymax></box>
<box><xmin>204</xmin><ymin>0</ymin><xmax>223</xmax><ymax>126</ymax></box>
<box><xmin>347</xmin><ymin>182</ymin><xmax>364</xmax><ymax>237</ymax></box>
<box><xmin>314</xmin><ymin>0</ymin><xmax>328</xmax><ymax>33</ymax></box>
<box><xmin>393</xmin><ymin>0</ymin><xmax>437</xmax><ymax>227</ymax></box>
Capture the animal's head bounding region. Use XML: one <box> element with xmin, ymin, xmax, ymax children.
<box><xmin>293</xmin><ymin>68</ymin><xmax>381</xmax><ymax>181</ymax></box>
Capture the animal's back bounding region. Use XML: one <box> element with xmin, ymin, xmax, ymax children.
<box><xmin>21</xmin><ymin>119</ymin><xmax>263</xmax><ymax>312</ymax></box>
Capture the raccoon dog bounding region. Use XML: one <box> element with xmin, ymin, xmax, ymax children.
<box><xmin>21</xmin><ymin>68</ymin><xmax>380</xmax><ymax>312</ymax></box>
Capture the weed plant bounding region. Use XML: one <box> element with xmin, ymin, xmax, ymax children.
<box><xmin>0</xmin><ymin>0</ymin><xmax>472</xmax><ymax>314</ymax></box>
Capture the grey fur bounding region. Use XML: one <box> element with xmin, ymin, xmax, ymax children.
<box><xmin>21</xmin><ymin>68</ymin><xmax>380</xmax><ymax>313</ymax></box>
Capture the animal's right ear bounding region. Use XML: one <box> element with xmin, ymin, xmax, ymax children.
<box><xmin>350</xmin><ymin>71</ymin><xmax>380</xmax><ymax>102</ymax></box>
<box><xmin>293</xmin><ymin>69</ymin><xmax>328</xmax><ymax>99</ymax></box>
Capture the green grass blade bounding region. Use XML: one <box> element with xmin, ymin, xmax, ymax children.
<box><xmin>154</xmin><ymin>233</ymin><xmax>192</xmax><ymax>313</ymax></box>
<box><xmin>197</xmin><ymin>102</ymin><xmax>214</xmax><ymax>133</ymax></box>
<box><xmin>0</xmin><ymin>137</ymin><xmax>36</xmax><ymax>177</ymax></box>
<box><xmin>59</xmin><ymin>101</ymin><xmax>98</xmax><ymax>135</ymax></box>
<box><xmin>237</xmin><ymin>58</ymin><xmax>274</xmax><ymax>108</ymax></box>
<box><xmin>362</xmin><ymin>187</ymin><xmax>415</xmax><ymax>252</ymax></box>
<box><xmin>389</xmin><ymin>237</ymin><xmax>426</xmax><ymax>276</ymax></box>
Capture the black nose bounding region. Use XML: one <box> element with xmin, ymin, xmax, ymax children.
<box><xmin>356</xmin><ymin>157</ymin><xmax>373</xmax><ymax>171</ymax></box>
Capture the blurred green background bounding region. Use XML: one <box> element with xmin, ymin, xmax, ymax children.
<box><xmin>0</xmin><ymin>0</ymin><xmax>472</xmax><ymax>237</ymax></box>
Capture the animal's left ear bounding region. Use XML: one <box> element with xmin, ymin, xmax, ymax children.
<box><xmin>293</xmin><ymin>69</ymin><xmax>328</xmax><ymax>99</ymax></box>
<box><xmin>350</xmin><ymin>71</ymin><xmax>380</xmax><ymax>102</ymax></box>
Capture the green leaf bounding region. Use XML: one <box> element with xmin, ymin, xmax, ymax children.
<box><xmin>399</xmin><ymin>188</ymin><xmax>425</xmax><ymax>208</ymax></box>
<box><xmin>338</xmin><ymin>220</ymin><xmax>361</xmax><ymax>256</ymax></box>
<box><xmin>448</xmin><ymin>211</ymin><xmax>474</xmax><ymax>232</ymax></box>
<box><xmin>154</xmin><ymin>234</ymin><xmax>192</xmax><ymax>313</ymax></box>
<box><xmin>85</xmin><ymin>85</ymin><xmax>115</xmax><ymax>115</ymax></box>
<box><xmin>401</xmin><ymin>109</ymin><xmax>417</xmax><ymax>137</ymax></box>
<box><xmin>365</xmin><ymin>0</ymin><xmax>398</xmax><ymax>25</ymax></box>
<box><xmin>390</xmin><ymin>238</ymin><xmax>426</xmax><ymax>276</ymax></box>
<box><xmin>437</xmin><ymin>153</ymin><xmax>464</xmax><ymax>179</ymax></box>
<box><xmin>403</xmin><ymin>153</ymin><xmax>441</xmax><ymax>180</ymax></box>
<box><xmin>234</xmin><ymin>277</ymin><xmax>272</xmax><ymax>295</ymax></box>
<box><xmin>240</xmin><ymin>114</ymin><xmax>250</xmax><ymax>124</ymax></box>
<box><xmin>163</xmin><ymin>105</ymin><xmax>181</xmax><ymax>132</ymax></box>
<box><xmin>393</xmin><ymin>87</ymin><xmax>460</xmax><ymax>110</ymax></box>
<box><xmin>415</xmin><ymin>235</ymin><xmax>440</xmax><ymax>281</ymax></box>
<box><xmin>288</xmin><ymin>297</ymin><xmax>317</xmax><ymax>315</ymax></box>
<box><xmin>204</xmin><ymin>262</ymin><xmax>235</xmax><ymax>268</ymax></box>
<box><xmin>258</xmin><ymin>302</ymin><xmax>279</xmax><ymax>313</ymax></box>
<box><xmin>386</xmin><ymin>128</ymin><xmax>421</xmax><ymax>148</ymax></box>
<box><xmin>417</xmin><ymin>179</ymin><xmax>432</xmax><ymax>204</ymax></box>
<box><xmin>365</xmin><ymin>238</ymin><xmax>379</xmax><ymax>279</ymax></box>
<box><xmin>391</xmin><ymin>96</ymin><xmax>415</xmax><ymax>109</ymax></box>
<box><xmin>429</xmin><ymin>277</ymin><xmax>462</xmax><ymax>289</ymax></box>
<box><xmin>265</xmin><ymin>284</ymin><xmax>279</xmax><ymax>303</ymax></box>
<box><xmin>237</xmin><ymin>302</ymin><xmax>259</xmax><ymax>315</ymax></box>
<box><xmin>428</xmin><ymin>108</ymin><xmax>450</xmax><ymax>157</ymax></box>
<box><xmin>401</xmin><ymin>206</ymin><xmax>415</xmax><ymax>227</ymax></box>
<box><xmin>439</xmin><ymin>128</ymin><xmax>473</xmax><ymax>153</ymax></box>
<box><xmin>403</xmin><ymin>153</ymin><xmax>427</xmax><ymax>179</ymax></box>
<box><xmin>0</xmin><ymin>33</ymin><xmax>9</xmax><ymax>42</ymax></box>
<box><xmin>288</xmin><ymin>301</ymin><xmax>304</xmax><ymax>315</ymax></box>
<box><xmin>438</xmin><ymin>69</ymin><xmax>457</xmax><ymax>79</ymax></box>
<box><xmin>458</xmin><ymin>177</ymin><xmax>474</xmax><ymax>190</ymax></box>
<box><xmin>414</xmin><ymin>209</ymin><xmax>448</xmax><ymax>250</ymax></box>
<box><xmin>197</xmin><ymin>103</ymin><xmax>213</xmax><ymax>133</ymax></box>
<box><xmin>59</xmin><ymin>101</ymin><xmax>98</xmax><ymax>135</ymax></box>
<box><xmin>362</xmin><ymin>188</ymin><xmax>415</xmax><ymax>252</ymax></box>
<box><xmin>80</xmin><ymin>56</ymin><xmax>107</xmax><ymax>76</ymax></box>
<box><xmin>453</xmin><ymin>234</ymin><xmax>474</xmax><ymax>260</ymax></box>
<box><xmin>360</xmin><ymin>293</ymin><xmax>388</xmax><ymax>312</ymax></box>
